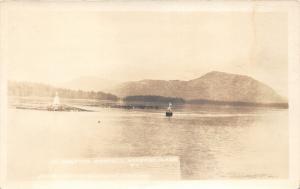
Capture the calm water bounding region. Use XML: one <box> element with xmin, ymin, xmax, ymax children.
<box><xmin>7</xmin><ymin>103</ymin><xmax>288</xmax><ymax>180</ymax></box>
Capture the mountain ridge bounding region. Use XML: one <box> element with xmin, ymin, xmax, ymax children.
<box><xmin>111</xmin><ymin>71</ymin><xmax>286</xmax><ymax>104</ymax></box>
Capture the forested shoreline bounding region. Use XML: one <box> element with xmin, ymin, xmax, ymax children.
<box><xmin>8</xmin><ymin>81</ymin><xmax>118</xmax><ymax>101</ymax></box>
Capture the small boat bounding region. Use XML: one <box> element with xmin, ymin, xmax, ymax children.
<box><xmin>166</xmin><ymin>111</ymin><xmax>173</xmax><ymax>117</ymax></box>
<box><xmin>166</xmin><ymin>102</ymin><xmax>173</xmax><ymax>117</ymax></box>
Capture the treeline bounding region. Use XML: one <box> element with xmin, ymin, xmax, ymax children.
<box><xmin>8</xmin><ymin>81</ymin><xmax>118</xmax><ymax>101</ymax></box>
<box><xmin>123</xmin><ymin>95</ymin><xmax>185</xmax><ymax>104</ymax></box>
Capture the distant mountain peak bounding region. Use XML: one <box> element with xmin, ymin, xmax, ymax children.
<box><xmin>202</xmin><ymin>71</ymin><xmax>250</xmax><ymax>79</ymax></box>
<box><xmin>204</xmin><ymin>70</ymin><xmax>226</xmax><ymax>75</ymax></box>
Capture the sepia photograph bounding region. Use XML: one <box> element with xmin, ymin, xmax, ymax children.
<box><xmin>0</xmin><ymin>1</ymin><xmax>299</xmax><ymax>189</ymax></box>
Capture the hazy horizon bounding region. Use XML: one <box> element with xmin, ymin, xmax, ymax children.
<box><xmin>2</xmin><ymin>4</ymin><xmax>288</xmax><ymax>96</ymax></box>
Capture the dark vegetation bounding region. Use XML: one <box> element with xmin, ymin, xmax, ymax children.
<box><xmin>123</xmin><ymin>95</ymin><xmax>185</xmax><ymax>104</ymax></box>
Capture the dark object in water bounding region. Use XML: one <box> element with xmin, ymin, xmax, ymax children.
<box><xmin>166</xmin><ymin>111</ymin><xmax>173</xmax><ymax>117</ymax></box>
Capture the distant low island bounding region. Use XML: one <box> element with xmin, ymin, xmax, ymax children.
<box><xmin>8</xmin><ymin>71</ymin><xmax>288</xmax><ymax>109</ymax></box>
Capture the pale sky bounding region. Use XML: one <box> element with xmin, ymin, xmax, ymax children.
<box><xmin>2</xmin><ymin>4</ymin><xmax>287</xmax><ymax>96</ymax></box>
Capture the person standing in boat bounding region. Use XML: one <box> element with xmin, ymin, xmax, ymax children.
<box><xmin>166</xmin><ymin>102</ymin><xmax>173</xmax><ymax>117</ymax></box>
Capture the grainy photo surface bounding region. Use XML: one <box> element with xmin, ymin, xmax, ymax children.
<box><xmin>0</xmin><ymin>1</ymin><xmax>299</xmax><ymax>188</ymax></box>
